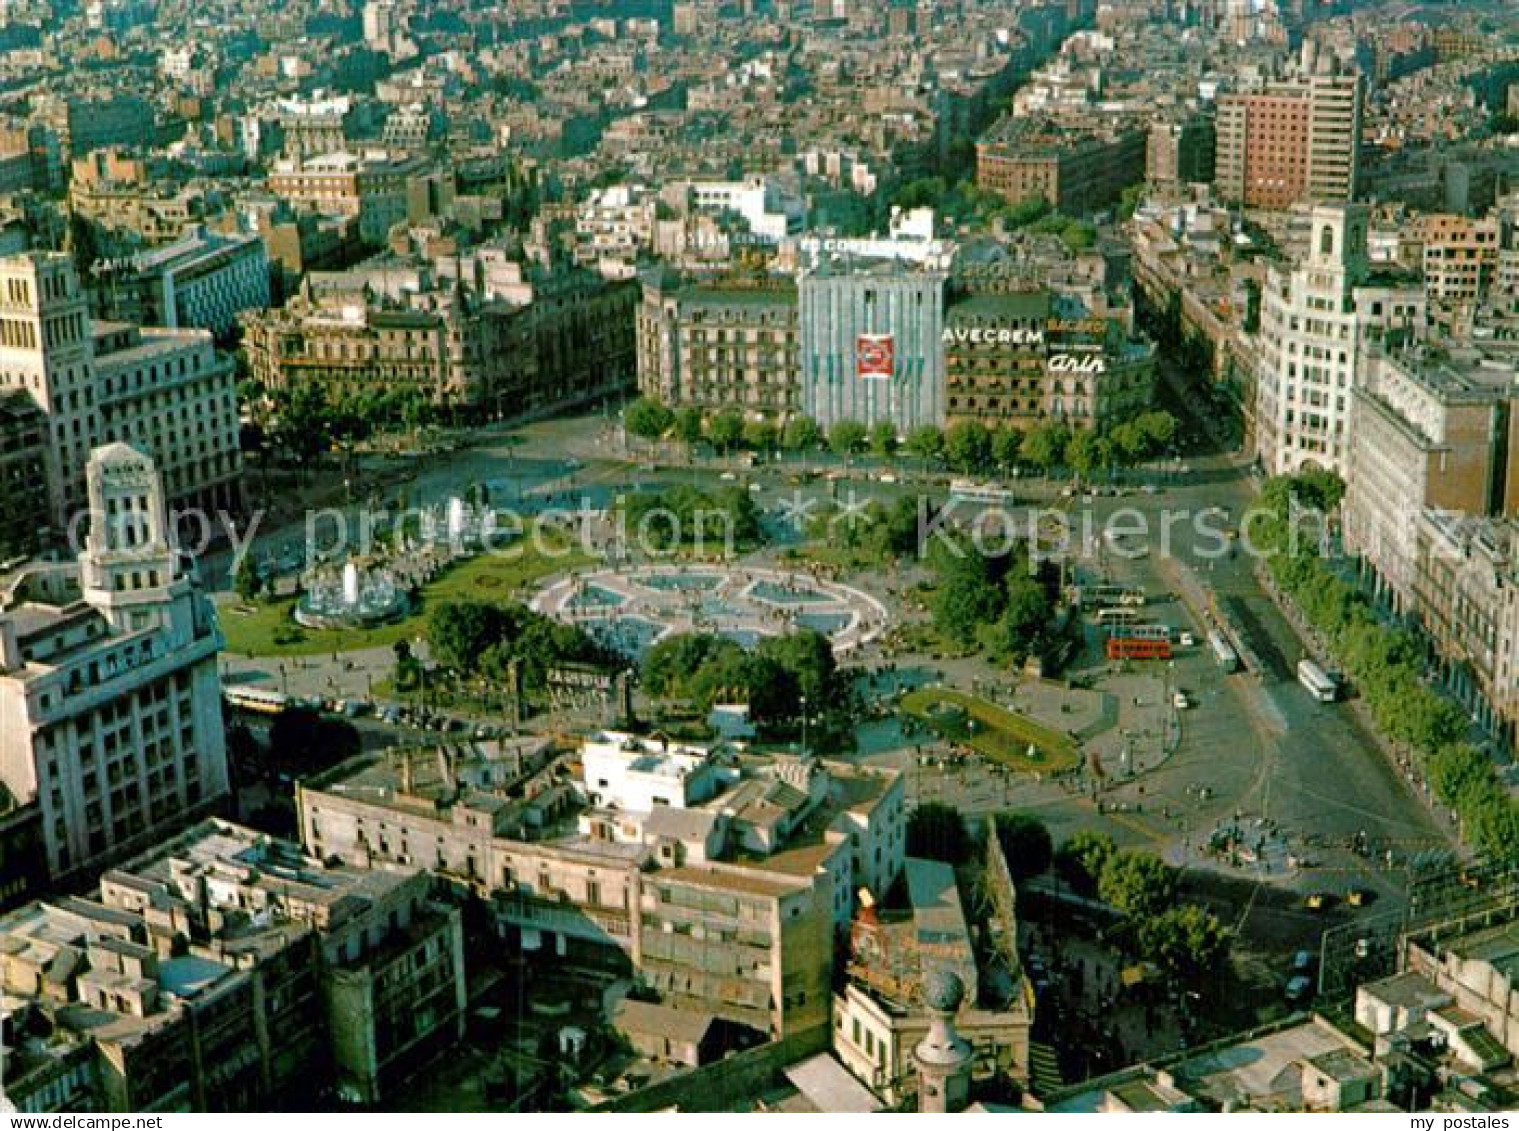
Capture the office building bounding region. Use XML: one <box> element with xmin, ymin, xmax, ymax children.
<box><xmin>1215</xmin><ymin>56</ymin><xmax>1363</xmax><ymax>211</ymax></box>
<box><xmin>1345</xmin><ymin>348</ymin><xmax>1519</xmax><ymax>615</ymax></box>
<box><xmin>799</xmin><ymin>258</ymin><xmax>948</xmax><ymax>433</ymax></box>
<box><xmin>0</xmin><ymin>445</ymin><xmax>230</xmax><ymax>888</ymax></box>
<box><xmin>94</xmin><ymin>228</ymin><xmax>272</xmax><ymax>342</ymax></box>
<box><xmin>0</xmin><ymin>253</ymin><xmax>243</xmax><ymax>533</ymax></box>
<box><xmin>1254</xmin><ymin>205</ymin><xmax>1424</xmax><ymax>476</ymax></box>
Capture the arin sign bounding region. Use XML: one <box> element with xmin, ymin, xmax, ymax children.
<box><xmin>1047</xmin><ymin>353</ymin><xmax>1108</xmax><ymax>374</ymax></box>
<box><xmin>941</xmin><ymin>326</ymin><xmax>1046</xmax><ymax>346</ymax></box>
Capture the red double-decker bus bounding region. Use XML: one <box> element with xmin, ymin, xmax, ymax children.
<box><xmin>1106</xmin><ymin>635</ymin><xmax>1173</xmax><ymax>661</ymax></box>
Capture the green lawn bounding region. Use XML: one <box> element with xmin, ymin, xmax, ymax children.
<box><xmin>219</xmin><ymin>527</ymin><xmax>594</xmax><ymax>658</ymax></box>
<box><xmin>899</xmin><ymin>687</ymin><xmax>1080</xmax><ymax>773</ymax></box>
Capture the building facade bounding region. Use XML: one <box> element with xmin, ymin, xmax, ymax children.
<box><xmin>1254</xmin><ymin>205</ymin><xmax>1424</xmax><ymax>476</ymax></box>
<box><xmin>1345</xmin><ymin>349</ymin><xmax>1519</xmax><ymax>615</ymax></box>
<box><xmin>0</xmin><ymin>388</ymin><xmax>52</xmax><ymax>561</ymax></box>
<box><xmin>799</xmin><ymin>262</ymin><xmax>948</xmax><ymax>432</ymax></box>
<box><xmin>635</xmin><ymin>275</ymin><xmax>801</xmax><ymax>419</ymax></box>
<box><xmin>242</xmin><ymin>271</ymin><xmax>636</xmax><ymax>420</ymax></box>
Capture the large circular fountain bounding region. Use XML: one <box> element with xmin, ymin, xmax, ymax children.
<box><xmin>532</xmin><ymin>564</ymin><xmax>887</xmax><ymax>660</ymax></box>
<box><xmin>295</xmin><ymin>560</ymin><xmax>411</xmax><ymax>630</ymax></box>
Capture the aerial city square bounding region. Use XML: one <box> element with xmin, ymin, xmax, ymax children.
<box><xmin>1</xmin><ymin>0</ymin><xmax>1519</xmax><ymax>1119</ymax></box>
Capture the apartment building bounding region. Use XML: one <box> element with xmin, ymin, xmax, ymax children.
<box><xmin>268</xmin><ymin>151</ymin><xmax>425</xmax><ymax>245</ymax></box>
<box><xmin>976</xmin><ymin>121</ymin><xmax>1148</xmax><ymax>215</ymax></box>
<box><xmin>0</xmin><ymin>253</ymin><xmax>243</xmax><ymax>533</ymax></box>
<box><xmin>1410</xmin><ymin>511</ymin><xmax>1519</xmax><ymax>746</ymax></box>
<box><xmin>1402</xmin><ymin>917</ymin><xmax>1519</xmax><ymax>1062</ymax></box>
<box><xmin>1408</xmin><ymin>214</ymin><xmax>1500</xmax><ymax>337</ymax></box>
<box><xmin>635</xmin><ymin>274</ymin><xmax>801</xmax><ymax>418</ymax></box>
<box><xmin>91</xmin><ymin>323</ymin><xmax>242</xmax><ymax>517</ymax></box>
<box><xmin>1254</xmin><ymin>204</ymin><xmax>1424</xmax><ymax>476</ymax></box>
<box><xmin>0</xmin><ymin>820</ymin><xmax>466</xmax><ymax>1112</ymax></box>
<box><xmin>1215</xmin><ymin>56</ymin><xmax>1363</xmax><ymax>211</ymax></box>
<box><xmin>0</xmin><ymin>445</ymin><xmax>230</xmax><ymax>888</ymax></box>
<box><xmin>243</xmin><ymin>265</ymin><xmax>635</xmax><ymax>420</ymax></box>
<box><xmin>1345</xmin><ymin>348</ymin><xmax>1519</xmax><ymax>615</ymax></box>
<box><xmin>298</xmin><ymin>733</ymin><xmax>905</xmax><ymax>1040</ymax></box>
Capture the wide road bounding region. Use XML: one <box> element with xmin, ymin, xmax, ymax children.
<box><xmin>1068</xmin><ymin>458</ymin><xmax>1453</xmax><ymax>904</ymax></box>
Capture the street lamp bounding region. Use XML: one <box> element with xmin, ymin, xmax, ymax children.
<box><xmin>800</xmin><ymin>694</ymin><xmax>809</xmax><ymax>758</ymax></box>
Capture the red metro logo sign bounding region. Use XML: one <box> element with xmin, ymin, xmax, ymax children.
<box><xmin>856</xmin><ymin>333</ymin><xmax>895</xmax><ymax>379</ymax></box>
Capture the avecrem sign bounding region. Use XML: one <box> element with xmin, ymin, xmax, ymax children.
<box><xmin>941</xmin><ymin>326</ymin><xmax>1047</xmax><ymax>346</ymax></box>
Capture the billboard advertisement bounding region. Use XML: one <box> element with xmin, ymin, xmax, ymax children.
<box><xmin>856</xmin><ymin>333</ymin><xmax>894</xmax><ymax>379</ymax></box>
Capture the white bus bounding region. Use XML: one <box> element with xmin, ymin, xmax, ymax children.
<box><xmin>949</xmin><ymin>479</ymin><xmax>1017</xmax><ymax>505</ymax></box>
<box><xmin>1073</xmin><ymin>584</ymin><xmax>1146</xmax><ymax>610</ymax></box>
<box><xmin>1208</xmin><ymin>630</ymin><xmax>1240</xmax><ymax>673</ymax></box>
<box><xmin>1297</xmin><ymin>658</ymin><xmax>1338</xmax><ymax>703</ymax></box>
<box><xmin>223</xmin><ymin>686</ymin><xmax>289</xmax><ymax>715</ymax></box>
<box><xmin>1111</xmin><ymin>623</ymin><xmax>1172</xmax><ymax>642</ymax></box>
<box><xmin>1096</xmin><ymin>607</ymin><xmax>1139</xmax><ymax>628</ymax></box>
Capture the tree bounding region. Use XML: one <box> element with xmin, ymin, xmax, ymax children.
<box><xmin>275</xmin><ymin>381</ymin><xmax>332</xmax><ymax>464</ymax></box>
<box><xmin>233</xmin><ymin>554</ymin><xmax>263</xmax><ymax>602</ymax></box>
<box><xmin>1138</xmin><ymin>905</ymin><xmax>1231</xmax><ymax>978</ymax></box>
<box><xmin>641</xmin><ymin>632</ymin><xmax>730</xmax><ymax>697</ymax></box>
<box><xmin>756</xmin><ymin>629</ymin><xmax>837</xmax><ymax>708</ymax></box>
<box><xmin>1110</xmin><ymin>421</ymin><xmax>1151</xmax><ymax>465</ymax></box>
<box><xmin>993</xmin><ymin>813</ymin><xmax>1052</xmax><ymax>880</ymax></box>
<box><xmin>1135</xmin><ymin>410</ymin><xmax>1178</xmax><ymax>452</ymax></box>
<box><xmin>1066</xmin><ymin>429</ymin><xmax>1100</xmax><ymax>480</ymax></box>
<box><xmin>991</xmin><ymin>427</ymin><xmax>1023</xmax><ymax>471</ymax></box>
<box><xmin>829</xmin><ymin>420</ymin><xmax>868</xmax><ymax>458</ymax></box>
<box><xmin>743</xmin><ymin>419</ymin><xmax>779</xmax><ymax>453</ymax></box>
<box><xmin>1098</xmin><ymin>850</ymin><xmax>1178</xmax><ymax>919</ymax></box>
<box><xmin>869</xmin><ymin>420</ymin><xmax>898</xmax><ymax>459</ymax></box>
<box><xmin>782</xmin><ymin>416</ymin><xmax>822</xmax><ymax>451</ymax></box>
<box><xmin>905</xmin><ymin>425</ymin><xmax>945</xmax><ymax>465</ymax></box>
<box><xmin>707</xmin><ymin>409</ymin><xmax>745</xmax><ymax>453</ymax></box>
<box><xmin>945</xmin><ymin>421</ymin><xmax>991</xmax><ymax>473</ymax></box>
<box><xmin>1003</xmin><ymin>196</ymin><xmax>1051</xmax><ymax>228</ymax></box>
<box><xmin>392</xmin><ymin>638</ymin><xmax>420</xmax><ymax>691</ymax></box>
<box><xmin>429</xmin><ymin>601</ymin><xmax>510</xmax><ymax>672</ymax></box>
<box><xmin>1020</xmin><ymin>424</ymin><xmax>1068</xmax><ymax>473</ymax></box>
<box><xmin>933</xmin><ymin>571</ymin><xmax>1004</xmax><ymax>648</ymax></box>
<box><xmin>674</xmin><ymin>406</ymin><xmax>704</xmax><ymax>446</ymax></box>
<box><xmin>625</xmin><ymin>396</ymin><xmax>674</xmax><ymax>441</ymax></box>
<box><xmin>1054</xmin><ymin>831</ymin><xmax>1116</xmax><ymax>896</ymax></box>
<box><xmin>906</xmin><ymin>802</ymin><xmax>972</xmax><ymax>864</ymax></box>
